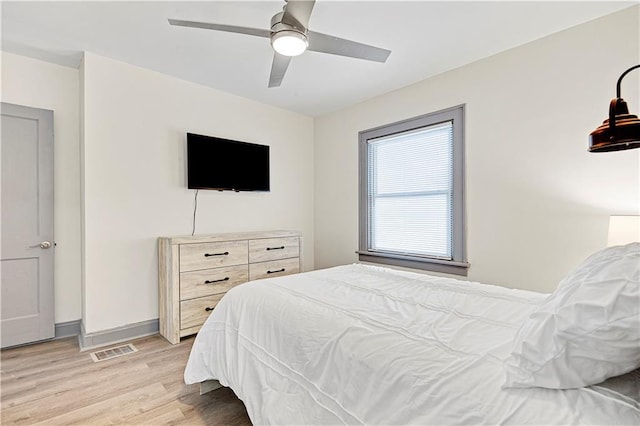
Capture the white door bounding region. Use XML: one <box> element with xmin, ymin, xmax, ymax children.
<box><xmin>1</xmin><ymin>102</ymin><xmax>55</xmax><ymax>348</ymax></box>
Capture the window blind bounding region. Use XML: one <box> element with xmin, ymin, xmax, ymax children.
<box><xmin>367</xmin><ymin>121</ymin><xmax>453</xmax><ymax>259</ymax></box>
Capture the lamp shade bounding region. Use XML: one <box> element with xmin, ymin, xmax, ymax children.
<box><xmin>589</xmin><ymin>64</ymin><xmax>640</xmax><ymax>152</ymax></box>
<box><xmin>589</xmin><ymin>101</ymin><xmax>640</xmax><ymax>152</ymax></box>
<box><xmin>607</xmin><ymin>215</ymin><xmax>640</xmax><ymax>247</ymax></box>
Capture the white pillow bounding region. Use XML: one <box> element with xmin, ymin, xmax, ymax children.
<box><xmin>503</xmin><ymin>242</ymin><xmax>640</xmax><ymax>389</ymax></box>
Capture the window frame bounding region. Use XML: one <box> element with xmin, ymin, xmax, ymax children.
<box><xmin>357</xmin><ymin>104</ymin><xmax>469</xmax><ymax>276</ymax></box>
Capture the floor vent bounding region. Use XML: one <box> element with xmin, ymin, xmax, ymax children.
<box><xmin>90</xmin><ymin>343</ymin><xmax>138</xmax><ymax>362</ymax></box>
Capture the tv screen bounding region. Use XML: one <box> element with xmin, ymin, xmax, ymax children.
<box><xmin>187</xmin><ymin>133</ymin><xmax>270</xmax><ymax>191</ymax></box>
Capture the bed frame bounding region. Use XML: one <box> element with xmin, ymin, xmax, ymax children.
<box><xmin>199</xmin><ymin>379</ymin><xmax>222</xmax><ymax>395</ymax></box>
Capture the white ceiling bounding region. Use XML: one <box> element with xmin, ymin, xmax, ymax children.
<box><xmin>1</xmin><ymin>1</ymin><xmax>635</xmax><ymax>116</ymax></box>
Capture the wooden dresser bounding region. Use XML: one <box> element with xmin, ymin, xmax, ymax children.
<box><xmin>158</xmin><ymin>230</ymin><xmax>301</xmax><ymax>344</ymax></box>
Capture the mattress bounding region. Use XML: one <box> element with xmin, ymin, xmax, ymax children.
<box><xmin>184</xmin><ymin>263</ymin><xmax>640</xmax><ymax>424</ymax></box>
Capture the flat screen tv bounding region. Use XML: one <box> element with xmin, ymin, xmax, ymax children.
<box><xmin>187</xmin><ymin>133</ymin><xmax>270</xmax><ymax>192</ymax></box>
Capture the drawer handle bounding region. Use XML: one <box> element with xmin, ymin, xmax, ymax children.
<box><xmin>266</xmin><ymin>246</ymin><xmax>285</xmax><ymax>251</ymax></box>
<box><xmin>205</xmin><ymin>277</ymin><xmax>229</xmax><ymax>284</ymax></box>
<box><xmin>267</xmin><ymin>268</ymin><xmax>286</xmax><ymax>274</ymax></box>
<box><xmin>204</xmin><ymin>251</ymin><xmax>229</xmax><ymax>257</ymax></box>
<box><xmin>205</xmin><ymin>307</ymin><xmax>215</xmax><ymax>312</ymax></box>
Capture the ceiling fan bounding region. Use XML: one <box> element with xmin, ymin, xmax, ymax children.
<box><xmin>168</xmin><ymin>0</ymin><xmax>391</xmax><ymax>88</ymax></box>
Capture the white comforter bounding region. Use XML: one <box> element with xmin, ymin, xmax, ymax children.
<box><xmin>184</xmin><ymin>264</ymin><xmax>640</xmax><ymax>425</ymax></box>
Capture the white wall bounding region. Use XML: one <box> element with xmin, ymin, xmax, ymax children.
<box><xmin>314</xmin><ymin>7</ymin><xmax>640</xmax><ymax>293</ymax></box>
<box><xmin>1</xmin><ymin>52</ymin><xmax>82</xmax><ymax>323</ymax></box>
<box><xmin>81</xmin><ymin>53</ymin><xmax>314</xmax><ymax>333</ymax></box>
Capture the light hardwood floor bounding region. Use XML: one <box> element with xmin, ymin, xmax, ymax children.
<box><xmin>1</xmin><ymin>334</ymin><xmax>252</xmax><ymax>425</ymax></box>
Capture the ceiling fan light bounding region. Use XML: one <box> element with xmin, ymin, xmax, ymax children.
<box><xmin>271</xmin><ymin>30</ymin><xmax>308</xmax><ymax>56</ymax></box>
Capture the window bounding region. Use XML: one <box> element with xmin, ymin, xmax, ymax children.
<box><xmin>358</xmin><ymin>105</ymin><xmax>468</xmax><ymax>275</ymax></box>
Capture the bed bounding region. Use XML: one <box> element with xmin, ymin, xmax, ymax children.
<box><xmin>184</xmin><ymin>245</ymin><xmax>640</xmax><ymax>424</ymax></box>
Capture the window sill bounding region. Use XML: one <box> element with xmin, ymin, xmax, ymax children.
<box><xmin>356</xmin><ymin>250</ymin><xmax>469</xmax><ymax>276</ymax></box>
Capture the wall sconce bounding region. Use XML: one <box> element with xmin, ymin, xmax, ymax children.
<box><xmin>607</xmin><ymin>215</ymin><xmax>640</xmax><ymax>247</ymax></box>
<box><xmin>589</xmin><ymin>64</ymin><xmax>640</xmax><ymax>152</ymax></box>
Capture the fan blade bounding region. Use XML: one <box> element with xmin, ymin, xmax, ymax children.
<box><xmin>268</xmin><ymin>53</ymin><xmax>292</xmax><ymax>88</ymax></box>
<box><xmin>168</xmin><ymin>19</ymin><xmax>271</xmax><ymax>38</ymax></box>
<box><xmin>308</xmin><ymin>31</ymin><xmax>391</xmax><ymax>63</ymax></box>
<box><xmin>282</xmin><ymin>0</ymin><xmax>316</xmax><ymax>30</ymax></box>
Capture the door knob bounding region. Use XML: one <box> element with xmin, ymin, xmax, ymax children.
<box><xmin>30</xmin><ymin>241</ymin><xmax>52</xmax><ymax>249</ymax></box>
<box><xmin>40</xmin><ymin>241</ymin><xmax>52</xmax><ymax>249</ymax></box>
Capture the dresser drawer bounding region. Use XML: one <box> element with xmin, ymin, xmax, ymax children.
<box><xmin>180</xmin><ymin>294</ymin><xmax>225</xmax><ymax>330</ymax></box>
<box><xmin>179</xmin><ymin>240</ymin><xmax>248</xmax><ymax>272</ymax></box>
<box><xmin>180</xmin><ymin>265</ymin><xmax>248</xmax><ymax>301</ymax></box>
<box><xmin>249</xmin><ymin>237</ymin><xmax>299</xmax><ymax>263</ymax></box>
<box><xmin>249</xmin><ymin>257</ymin><xmax>300</xmax><ymax>281</ymax></box>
